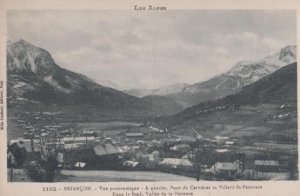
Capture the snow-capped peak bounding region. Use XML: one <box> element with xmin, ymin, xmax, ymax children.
<box><xmin>7</xmin><ymin>39</ymin><xmax>57</xmax><ymax>75</ymax></box>
<box><xmin>226</xmin><ymin>45</ymin><xmax>296</xmax><ymax>84</ymax></box>
<box><xmin>279</xmin><ymin>45</ymin><xmax>296</xmax><ymax>63</ymax></box>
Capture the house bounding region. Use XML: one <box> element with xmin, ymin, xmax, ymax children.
<box><xmin>93</xmin><ymin>144</ymin><xmax>122</xmax><ymax>157</ymax></box>
<box><xmin>160</xmin><ymin>138</ymin><xmax>178</xmax><ymax>144</ymax></box>
<box><xmin>103</xmin><ymin>137</ymin><xmax>113</xmax><ymax>143</ymax></box>
<box><xmin>135</xmin><ymin>152</ymin><xmax>160</xmax><ymax>169</ymax></box>
<box><xmin>45</xmin><ymin>141</ymin><xmax>65</xmax><ymax>150</ymax></box>
<box><xmin>254</xmin><ymin>160</ymin><xmax>280</xmax><ymax>172</ymax></box>
<box><xmin>64</xmin><ymin>143</ymin><xmax>81</xmax><ymax>149</ymax></box>
<box><xmin>136</xmin><ymin>153</ymin><xmax>150</xmax><ymax>162</ymax></box>
<box><xmin>81</xmin><ymin>130</ymin><xmax>96</xmax><ymax>137</ymax></box>
<box><xmin>149</xmin><ymin>150</ymin><xmax>160</xmax><ymax>162</ymax></box>
<box><xmin>210</xmin><ymin>162</ymin><xmax>242</xmax><ymax>179</ymax></box>
<box><xmin>132</xmin><ymin>145</ymin><xmax>140</xmax><ymax>150</ymax></box>
<box><xmin>62</xmin><ymin>136</ymin><xmax>95</xmax><ymax>144</ymax></box>
<box><xmin>215</xmin><ymin>149</ymin><xmax>229</xmax><ymax>153</ymax></box>
<box><xmin>9</xmin><ymin>139</ymin><xmax>21</xmax><ymax>145</ymax></box>
<box><xmin>121</xmin><ymin>145</ymin><xmax>130</xmax><ymax>152</ymax></box>
<box><xmin>125</xmin><ymin>133</ymin><xmax>144</xmax><ymax>139</ymax></box>
<box><xmin>181</xmin><ymin>151</ymin><xmax>193</xmax><ymax>159</ymax></box>
<box><xmin>93</xmin><ymin>144</ymin><xmax>123</xmax><ymax>169</ymax></box>
<box><xmin>176</xmin><ymin>136</ymin><xmax>197</xmax><ymax>143</ymax></box>
<box><xmin>211</xmin><ymin>139</ymin><xmax>226</xmax><ymax>146</ymax></box>
<box><xmin>151</xmin><ymin>140</ymin><xmax>161</xmax><ymax>146</ymax></box>
<box><xmin>225</xmin><ymin>141</ymin><xmax>235</xmax><ymax>145</ymax></box>
<box><xmin>19</xmin><ymin>139</ymin><xmax>41</xmax><ymax>153</ymax></box>
<box><xmin>170</xmin><ymin>144</ymin><xmax>191</xmax><ymax>153</ymax></box>
<box><xmin>123</xmin><ymin>160</ymin><xmax>140</xmax><ymax>169</ymax></box>
<box><xmin>104</xmin><ymin>143</ymin><xmax>121</xmax><ymax>155</ymax></box>
<box><xmin>60</xmin><ymin>129</ymin><xmax>72</xmax><ymax>136</ymax></box>
<box><xmin>215</xmin><ymin>135</ymin><xmax>230</xmax><ymax>140</ymax></box>
<box><xmin>159</xmin><ymin>158</ymin><xmax>194</xmax><ymax>173</ymax></box>
<box><xmin>74</xmin><ymin>162</ymin><xmax>86</xmax><ymax>169</ymax></box>
<box><xmin>23</xmin><ymin>132</ymin><xmax>36</xmax><ymax>139</ymax></box>
<box><xmin>149</xmin><ymin>126</ymin><xmax>165</xmax><ymax>133</ymax></box>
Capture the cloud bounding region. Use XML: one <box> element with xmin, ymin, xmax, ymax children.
<box><xmin>7</xmin><ymin>10</ymin><xmax>296</xmax><ymax>89</ymax></box>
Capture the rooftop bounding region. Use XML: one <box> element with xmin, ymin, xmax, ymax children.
<box><xmin>254</xmin><ymin>160</ymin><xmax>280</xmax><ymax>166</ymax></box>
<box><xmin>62</xmin><ymin>136</ymin><xmax>95</xmax><ymax>142</ymax></box>
<box><xmin>125</xmin><ymin>133</ymin><xmax>144</xmax><ymax>137</ymax></box>
<box><xmin>123</xmin><ymin>160</ymin><xmax>139</xmax><ymax>168</ymax></box>
<box><xmin>94</xmin><ymin>144</ymin><xmax>121</xmax><ymax>156</ymax></box>
<box><xmin>160</xmin><ymin>158</ymin><xmax>193</xmax><ymax>167</ymax></box>
<box><xmin>214</xmin><ymin>162</ymin><xmax>239</xmax><ymax>171</ymax></box>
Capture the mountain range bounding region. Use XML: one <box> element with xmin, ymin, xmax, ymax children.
<box><xmin>6</xmin><ymin>39</ymin><xmax>298</xmax><ymax>142</ymax></box>
<box><xmin>7</xmin><ymin>40</ymin><xmax>183</xmax><ymax>118</ymax></box>
<box><xmin>125</xmin><ymin>45</ymin><xmax>296</xmax><ymax>108</ymax></box>
<box><xmin>125</xmin><ymin>83</ymin><xmax>189</xmax><ymax>98</ymax></box>
<box><xmin>155</xmin><ymin>62</ymin><xmax>297</xmax><ymax>137</ymax></box>
<box><xmin>6</xmin><ymin>39</ymin><xmax>297</xmax><ymax>125</ymax></box>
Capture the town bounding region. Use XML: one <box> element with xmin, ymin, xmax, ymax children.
<box><xmin>7</xmin><ymin>109</ymin><xmax>298</xmax><ymax>182</ymax></box>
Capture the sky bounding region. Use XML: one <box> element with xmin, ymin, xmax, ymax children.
<box><xmin>7</xmin><ymin>10</ymin><xmax>296</xmax><ymax>90</ymax></box>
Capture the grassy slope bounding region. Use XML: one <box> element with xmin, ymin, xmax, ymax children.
<box><xmin>155</xmin><ymin>63</ymin><xmax>297</xmax><ymax>138</ymax></box>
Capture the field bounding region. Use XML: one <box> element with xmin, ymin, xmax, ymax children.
<box><xmin>56</xmin><ymin>170</ymin><xmax>195</xmax><ymax>182</ymax></box>
<box><xmin>7</xmin><ymin>100</ymin><xmax>149</xmax><ymax>140</ymax></box>
<box><xmin>7</xmin><ymin>169</ymin><xmax>32</xmax><ymax>182</ymax></box>
<box><xmin>166</xmin><ymin>102</ymin><xmax>297</xmax><ymax>141</ymax></box>
<box><xmin>78</xmin><ymin>121</ymin><xmax>143</xmax><ymax>137</ymax></box>
<box><xmin>254</xmin><ymin>142</ymin><xmax>298</xmax><ymax>153</ymax></box>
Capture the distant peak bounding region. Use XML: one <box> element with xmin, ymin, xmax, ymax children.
<box><xmin>10</xmin><ymin>39</ymin><xmax>35</xmax><ymax>49</ymax></box>
<box><xmin>280</xmin><ymin>45</ymin><xmax>296</xmax><ymax>53</ymax></box>
<box><xmin>18</xmin><ymin>39</ymin><xmax>27</xmax><ymax>43</ymax></box>
<box><xmin>283</xmin><ymin>44</ymin><xmax>296</xmax><ymax>49</ymax></box>
<box><xmin>235</xmin><ymin>60</ymin><xmax>255</xmax><ymax>66</ymax></box>
<box><xmin>279</xmin><ymin>45</ymin><xmax>296</xmax><ymax>61</ymax></box>
<box><xmin>7</xmin><ymin>38</ymin><xmax>57</xmax><ymax>74</ymax></box>
<box><xmin>16</xmin><ymin>39</ymin><xmax>31</xmax><ymax>45</ymax></box>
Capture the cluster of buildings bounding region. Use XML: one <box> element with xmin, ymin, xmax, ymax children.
<box><xmin>7</xmin><ymin>123</ymin><xmax>289</xmax><ymax>181</ymax></box>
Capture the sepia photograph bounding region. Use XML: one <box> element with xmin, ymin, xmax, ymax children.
<box><xmin>5</xmin><ymin>9</ymin><xmax>298</xmax><ymax>183</ymax></box>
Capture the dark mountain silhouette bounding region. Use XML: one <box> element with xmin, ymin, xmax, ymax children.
<box><xmin>7</xmin><ymin>40</ymin><xmax>181</xmax><ymax>117</ymax></box>
<box><xmin>157</xmin><ymin>63</ymin><xmax>297</xmax><ymax>131</ymax></box>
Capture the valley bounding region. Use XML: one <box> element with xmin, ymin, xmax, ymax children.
<box><xmin>126</xmin><ymin>46</ymin><xmax>296</xmax><ymax>108</ymax></box>
<box><xmin>6</xmin><ymin>40</ymin><xmax>298</xmax><ymax>182</ymax></box>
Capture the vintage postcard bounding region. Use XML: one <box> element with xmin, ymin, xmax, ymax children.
<box><xmin>0</xmin><ymin>0</ymin><xmax>299</xmax><ymax>196</ymax></box>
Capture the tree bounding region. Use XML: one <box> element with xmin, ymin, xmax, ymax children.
<box><xmin>9</xmin><ymin>142</ymin><xmax>27</xmax><ymax>167</ymax></box>
<box><xmin>44</xmin><ymin>149</ymin><xmax>58</xmax><ymax>182</ymax></box>
<box><xmin>190</xmin><ymin>140</ymin><xmax>214</xmax><ymax>181</ymax></box>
